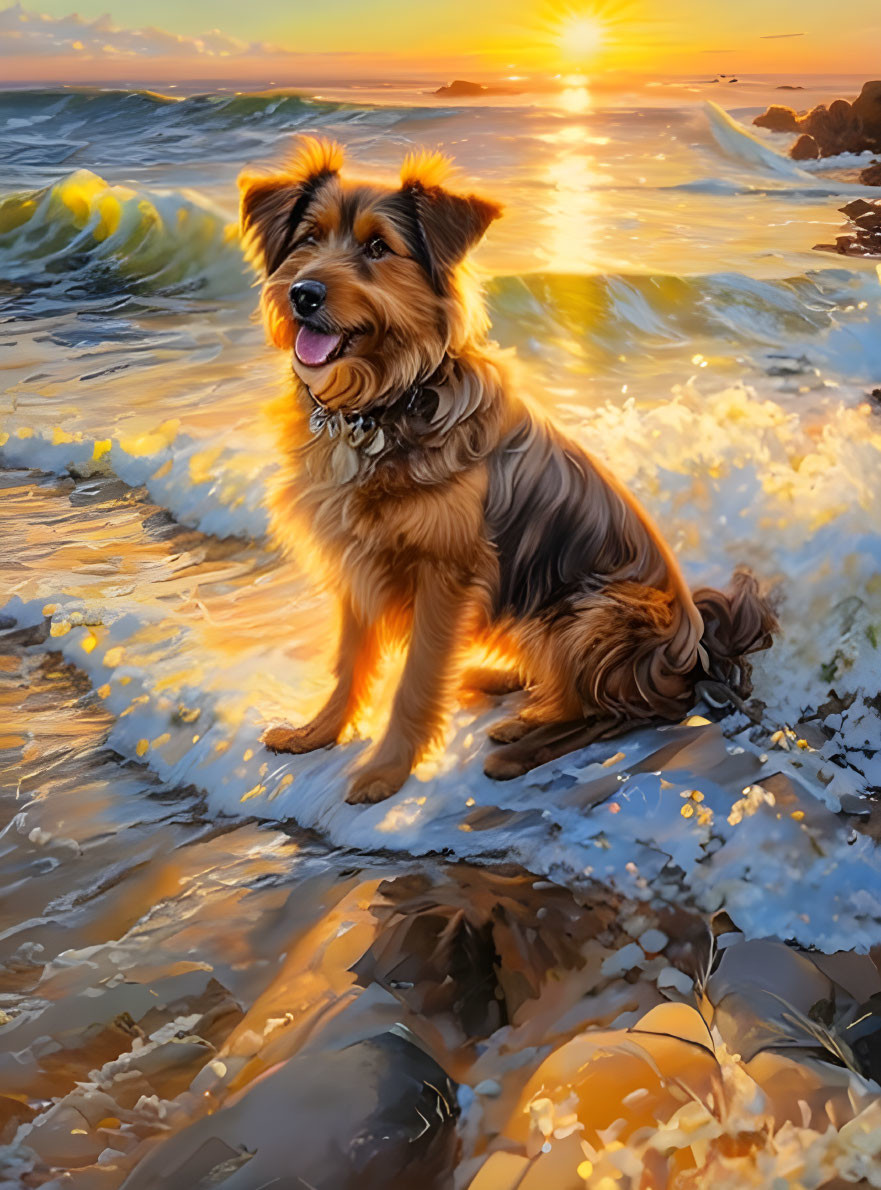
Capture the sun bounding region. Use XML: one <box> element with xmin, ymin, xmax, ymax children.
<box><xmin>558</xmin><ymin>14</ymin><xmax>605</xmax><ymax>61</ymax></box>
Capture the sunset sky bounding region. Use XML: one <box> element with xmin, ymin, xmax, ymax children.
<box><xmin>1</xmin><ymin>0</ymin><xmax>879</xmax><ymax>82</ymax></box>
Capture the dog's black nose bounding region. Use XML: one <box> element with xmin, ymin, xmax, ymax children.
<box><xmin>290</xmin><ymin>279</ymin><xmax>326</xmax><ymax>318</ymax></box>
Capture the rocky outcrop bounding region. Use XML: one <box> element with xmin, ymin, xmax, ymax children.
<box><xmin>754</xmin><ymin>104</ymin><xmax>801</xmax><ymax>133</ymax></box>
<box><xmin>851</xmin><ymin>79</ymin><xmax>881</xmax><ymax>137</ymax></box>
<box><xmin>433</xmin><ymin>79</ymin><xmax>520</xmax><ymax>97</ymax></box>
<box><xmin>753</xmin><ymin>80</ymin><xmax>881</xmax><ymax>165</ymax></box>
<box><xmin>815</xmin><ymin>198</ymin><xmax>881</xmax><ymax>257</ymax></box>
<box><xmin>791</xmin><ymin>133</ymin><xmax>820</xmax><ymax>160</ymax></box>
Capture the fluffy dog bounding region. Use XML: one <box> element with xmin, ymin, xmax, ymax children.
<box><xmin>239</xmin><ymin>137</ymin><xmax>776</xmax><ymax>805</ymax></box>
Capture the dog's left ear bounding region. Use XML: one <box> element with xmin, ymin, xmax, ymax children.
<box><xmin>400</xmin><ymin>151</ymin><xmax>502</xmax><ymax>285</ymax></box>
<box><xmin>239</xmin><ymin>136</ymin><xmax>343</xmax><ymax>277</ymax></box>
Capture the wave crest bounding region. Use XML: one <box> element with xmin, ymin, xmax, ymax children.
<box><xmin>0</xmin><ymin>168</ymin><xmax>246</xmax><ymax>296</ymax></box>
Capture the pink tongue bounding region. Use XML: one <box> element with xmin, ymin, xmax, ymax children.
<box><xmin>295</xmin><ymin>324</ymin><xmax>342</xmax><ymax>367</ymax></box>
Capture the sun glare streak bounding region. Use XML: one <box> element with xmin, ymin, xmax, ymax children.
<box><xmin>558</xmin><ymin>73</ymin><xmax>592</xmax><ymax>111</ymax></box>
<box><xmin>542</xmin><ymin>121</ymin><xmax>601</xmax><ymax>272</ymax></box>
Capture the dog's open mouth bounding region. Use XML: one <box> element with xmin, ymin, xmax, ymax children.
<box><xmin>294</xmin><ymin>323</ymin><xmax>350</xmax><ymax>368</ymax></box>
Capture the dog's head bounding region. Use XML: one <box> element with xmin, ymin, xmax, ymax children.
<box><xmin>239</xmin><ymin>137</ymin><xmax>501</xmax><ymax>411</ymax></box>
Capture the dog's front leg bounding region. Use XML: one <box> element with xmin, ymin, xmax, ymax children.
<box><xmin>263</xmin><ymin>596</ymin><xmax>380</xmax><ymax>755</ymax></box>
<box><xmin>346</xmin><ymin>568</ymin><xmax>473</xmax><ymax>805</ymax></box>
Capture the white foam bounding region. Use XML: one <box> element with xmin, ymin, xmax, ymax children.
<box><xmin>704</xmin><ymin>101</ymin><xmax>881</xmax><ymax>197</ymax></box>
<box><xmin>0</xmin><ymin>425</ymin><xmax>271</xmax><ymax>541</ymax></box>
<box><xmin>4</xmin><ymin>584</ymin><xmax>878</xmax><ymax>951</ymax></box>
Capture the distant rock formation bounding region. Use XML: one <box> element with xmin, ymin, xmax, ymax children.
<box><xmin>433</xmin><ymin>79</ymin><xmax>520</xmax><ymax>98</ymax></box>
<box><xmin>815</xmin><ymin>198</ymin><xmax>881</xmax><ymax>256</ymax></box>
<box><xmin>753</xmin><ymin>80</ymin><xmax>881</xmax><ymax>175</ymax></box>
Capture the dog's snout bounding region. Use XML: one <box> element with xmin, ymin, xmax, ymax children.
<box><xmin>290</xmin><ymin>279</ymin><xmax>327</xmax><ymax>318</ymax></box>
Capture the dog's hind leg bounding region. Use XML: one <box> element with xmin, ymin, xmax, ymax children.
<box><xmin>487</xmin><ymin>625</ymin><xmax>583</xmax><ymax>743</ymax></box>
<box><xmin>484</xmin><ymin>714</ymin><xmax>647</xmax><ymax>780</ymax></box>
<box><xmin>263</xmin><ymin>597</ymin><xmax>381</xmax><ymax>755</ymax></box>
<box><xmin>460</xmin><ymin>666</ymin><xmax>524</xmax><ymax>697</ymax></box>
<box><xmin>487</xmin><ymin>690</ymin><xmax>579</xmax><ymax>744</ymax></box>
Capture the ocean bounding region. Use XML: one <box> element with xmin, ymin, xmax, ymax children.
<box><xmin>1</xmin><ymin>77</ymin><xmax>881</xmax><ymax>1187</ymax></box>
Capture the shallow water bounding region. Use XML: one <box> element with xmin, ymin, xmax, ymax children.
<box><xmin>1</xmin><ymin>77</ymin><xmax>881</xmax><ymax>1187</ymax></box>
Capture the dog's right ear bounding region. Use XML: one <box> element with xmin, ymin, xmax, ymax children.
<box><xmin>238</xmin><ymin>137</ymin><xmax>343</xmax><ymax>277</ymax></box>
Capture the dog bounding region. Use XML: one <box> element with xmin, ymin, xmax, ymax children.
<box><xmin>239</xmin><ymin>137</ymin><xmax>776</xmax><ymax>805</ymax></box>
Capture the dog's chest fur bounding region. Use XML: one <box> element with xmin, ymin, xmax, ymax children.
<box><xmin>269</xmin><ymin>369</ymin><xmax>507</xmax><ymax>617</ymax></box>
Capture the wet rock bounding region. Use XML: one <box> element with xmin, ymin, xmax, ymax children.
<box><xmin>753</xmin><ymin>79</ymin><xmax>881</xmax><ymax>158</ymax></box>
<box><xmin>120</xmin><ymin>1032</ymin><xmax>459</xmax><ymax>1190</ymax></box>
<box><xmin>843</xmin><ymin>994</ymin><xmax>881</xmax><ymax>1081</ymax></box>
<box><xmin>708</xmin><ymin>939</ymin><xmax>840</xmax><ymax>1062</ymax></box>
<box><xmin>815</xmin><ymin>197</ymin><xmax>881</xmax><ymax>257</ymax></box>
<box><xmin>791</xmin><ymin>132</ymin><xmax>820</xmax><ymax>160</ymax></box>
<box><xmin>753</xmin><ymin>104</ymin><xmax>800</xmax><ymax>133</ymax></box>
<box><xmin>851</xmin><ymin>79</ymin><xmax>881</xmax><ymax>149</ymax></box>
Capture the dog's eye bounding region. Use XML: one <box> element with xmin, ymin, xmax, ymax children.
<box><xmin>295</xmin><ymin>234</ymin><xmax>317</xmax><ymax>250</ymax></box>
<box><xmin>365</xmin><ymin>236</ymin><xmax>390</xmax><ymax>260</ymax></box>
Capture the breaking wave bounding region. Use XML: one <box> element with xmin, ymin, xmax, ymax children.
<box><xmin>0</xmin><ymin>168</ymin><xmax>247</xmax><ymax>297</ymax></box>
<box><xmin>3</xmin><ymin>171</ymin><xmax>877</xmax><ymax>380</ymax></box>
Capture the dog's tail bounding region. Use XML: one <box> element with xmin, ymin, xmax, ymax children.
<box><xmin>692</xmin><ymin>569</ymin><xmax>778</xmax><ymax>699</ymax></box>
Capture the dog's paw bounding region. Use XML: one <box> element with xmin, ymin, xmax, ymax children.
<box><xmin>346</xmin><ymin>764</ymin><xmax>408</xmax><ymax>805</ymax></box>
<box><xmin>262</xmin><ymin>724</ymin><xmax>335</xmax><ymax>755</ymax></box>
<box><xmin>488</xmin><ymin>716</ymin><xmax>533</xmax><ymax>744</ymax></box>
<box><xmin>483</xmin><ymin>748</ymin><xmax>529</xmax><ymax>781</ymax></box>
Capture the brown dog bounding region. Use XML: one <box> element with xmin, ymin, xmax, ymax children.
<box><xmin>239</xmin><ymin>137</ymin><xmax>776</xmax><ymax>805</ymax></box>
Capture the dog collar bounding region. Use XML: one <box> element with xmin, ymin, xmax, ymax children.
<box><xmin>303</xmin><ymin>372</ymin><xmax>437</xmax><ymax>434</ymax></box>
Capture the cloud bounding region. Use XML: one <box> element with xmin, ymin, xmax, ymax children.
<box><xmin>759</xmin><ymin>32</ymin><xmax>806</xmax><ymax>40</ymax></box>
<box><xmin>0</xmin><ymin>3</ymin><xmax>289</xmax><ymax>59</ymax></box>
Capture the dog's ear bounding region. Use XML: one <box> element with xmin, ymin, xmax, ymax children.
<box><xmin>400</xmin><ymin>151</ymin><xmax>502</xmax><ymax>286</ymax></box>
<box><xmin>239</xmin><ymin>136</ymin><xmax>343</xmax><ymax>277</ymax></box>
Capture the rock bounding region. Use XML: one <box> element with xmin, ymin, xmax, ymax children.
<box><xmin>859</xmin><ymin>161</ymin><xmax>881</xmax><ymax>185</ymax></box>
<box><xmin>851</xmin><ymin>79</ymin><xmax>881</xmax><ymax>149</ymax></box>
<box><xmin>120</xmin><ymin>1033</ymin><xmax>459</xmax><ymax>1190</ymax></box>
<box><xmin>753</xmin><ymin>104</ymin><xmax>800</xmax><ymax>133</ymax></box>
<box><xmin>841</xmin><ymin>196</ymin><xmax>880</xmax><ymax>219</ymax></box>
<box><xmin>791</xmin><ymin>132</ymin><xmax>820</xmax><ymax>159</ymax></box>
<box><xmin>800</xmin><ymin>99</ymin><xmax>865</xmax><ymax>156</ymax></box>
<box><xmin>753</xmin><ymin>80</ymin><xmax>881</xmax><ymax>159</ymax></box>
<box><xmin>814</xmin><ymin>197</ymin><xmax>881</xmax><ymax>257</ymax></box>
<box><xmin>433</xmin><ymin>79</ymin><xmax>519</xmax><ymax>98</ymax></box>
<box><xmin>828</xmin><ymin>98</ymin><xmax>856</xmax><ymax>127</ymax></box>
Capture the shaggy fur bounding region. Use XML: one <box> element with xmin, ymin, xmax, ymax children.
<box><xmin>239</xmin><ymin>136</ymin><xmax>777</xmax><ymax>804</ymax></box>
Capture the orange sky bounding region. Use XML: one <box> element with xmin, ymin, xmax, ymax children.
<box><xmin>1</xmin><ymin>0</ymin><xmax>878</xmax><ymax>82</ymax></box>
